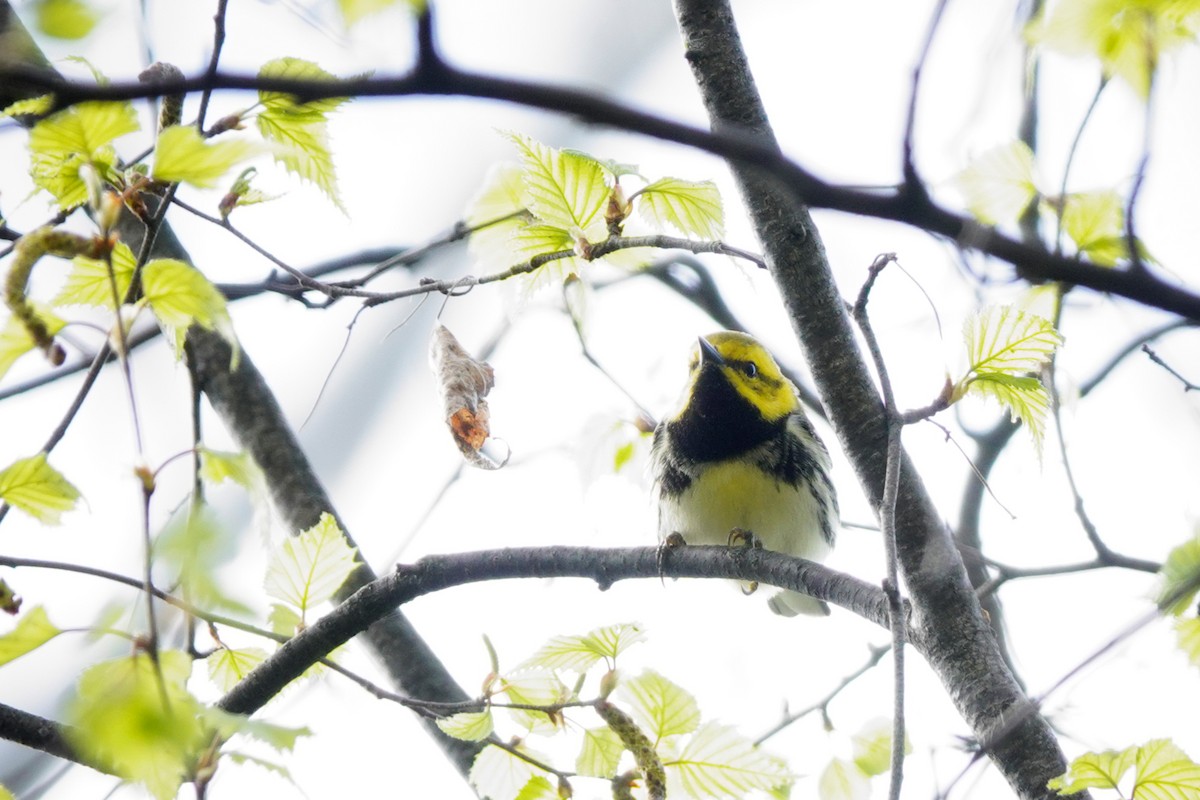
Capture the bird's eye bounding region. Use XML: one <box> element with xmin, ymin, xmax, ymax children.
<box><xmin>739</xmin><ymin>361</ymin><xmax>758</xmax><ymax>378</ymax></box>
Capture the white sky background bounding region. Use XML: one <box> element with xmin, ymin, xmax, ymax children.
<box><xmin>1</xmin><ymin>0</ymin><xmax>1200</xmax><ymax>798</ymax></box>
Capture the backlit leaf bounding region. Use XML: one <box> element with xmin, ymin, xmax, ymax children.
<box><xmin>512</xmin><ymin>776</ymin><xmax>558</xmax><ymax>800</ymax></box>
<box><xmin>337</xmin><ymin>0</ymin><xmax>416</xmax><ymax>24</ymax></box>
<box><xmin>207</xmin><ymin>647</ymin><xmax>268</xmax><ymax>693</ymax></box>
<box><xmin>140</xmin><ymin>257</ymin><xmax>237</xmax><ymax>360</ymax></box>
<box><xmin>28</xmin><ymin>100</ymin><xmax>137</xmax><ymax>207</ymax></box>
<box><xmin>155</xmin><ymin>504</ymin><xmax>248</xmax><ymax>613</ymax></box>
<box><xmin>1175</xmin><ymin>617</ymin><xmax>1200</xmax><ymax>669</ymax></box>
<box><xmin>204</xmin><ymin>706</ymin><xmax>311</xmax><ymax>752</ymax></box>
<box><xmin>523</xmin><ymin>622</ymin><xmax>646</xmax><ymax>672</ymax></box>
<box><xmin>465</xmin><ymin>162</ymin><xmax>531</xmax><ymax>272</ymax></box>
<box><xmin>616</xmin><ymin>669</ymin><xmax>700</xmax><ymax>741</ymax></box>
<box><xmin>152</xmin><ymin>125</ymin><xmax>261</xmax><ymax>188</ymax></box>
<box><xmin>500</xmin><ymin>670</ymin><xmax>570</xmax><ymax>735</ymax></box>
<box><xmin>666</xmin><ymin>721</ymin><xmax>792</xmax><ymax>799</ymax></box>
<box><xmin>964</xmin><ymin>373</ymin><xmax>1052</xmax><ymax>456</ymax></box>
<box><xmin>436</xmin><ymin>710</ymin><xmax>495</xmax><ymax>742</ymax></box>
<box><xmin>851</xmin><ymin>718</ymin><xmax>910</xmax><ymax>777</ymax></box>
<box><xmin>0</xmin><ymin>452</ymin><xmax>80</xmax><ymax>524</ymax></box>
<box><xmin>34</xmin><ymin>0</ymin><xmax>99</xmax><ymax>40</ymax></box>
<box><xmin>508</xmin><ymin>133</ymin><xmax>609</xmax><ymax>238</ymax></box>
<box><xmin>819</xmin><ymin>757</ymin><xmax>871</xmax><ymax>800</ymax></box>
<box><xmin>265</xmin><ymin>512</ymin><xmax>358</xmax><ymax>617</ymax></box>
<box><xmin>199</xmin><ymin>448</ymin><xmax>262</xmax><ymax>490</ymax></box>
<box><xmin>954</xmin><ymin>140</ymin><xmax>1037</xmax><ymax>225</ymax></box>
<box><xmin>1133</xmin><ymin>739</ymin><xmax>1200</xmax><ymax>799</ymax></box>
<box><xmin>0</xmin><ymin>606</ymin><xmax>61</xmax><ymax>666</ymax></box>
<box><xmin>0</xmin><ymin>305</ymin><xmax>66</xmax><ymax>382</ymax></box>
<box><xmin>1049</xmin><ymin>743</ymin><xmax>1138</xmax><ymax>794</ymax></box>
<box><xmin>636</xmin><ymin>177</ymin><xmax>724</xmax><ymax>239</ymax></box>
<box><xmin>53</xmin><ymin>239</ymin><xmax>136</xmax><ymax>308</ymax></box>
<box><xmin>1158</xmin><ymin>535</ymin><xmax>1200</xmax><ymax>615</ymax></box>
<box><xmin>577</xmin><ymin>726</ymin><xmax>625</xmax><ymax>778</ymax></box>
<box><xmin>960</xmin><ymin>305</ymin><xmax>1062</xmax><ymax>380</ymax></box>
<box><xmin>469</xmin><ymin>743</ymin><xmax>550</xmax><ymax>800</ymax></box>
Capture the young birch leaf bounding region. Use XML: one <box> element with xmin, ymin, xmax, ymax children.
<box><xmin>3</xmin><ymin>94</ymin><xmax>54</xmax><ymax>117</ymax></box>
<box><xmin>635</xmin><ymin>177</ymin><xmax>724</xmax><ymax>239</ymax></box>
<box><xmin>155</xmin><ymin>504</ymin><xmax>249</xmax><ymax>614</ymax></box>
<box><xmin>1049</xmin><ymin>743</ymin><xmax>1138</xmax><ymax>794</ymax></box>
<box><xmin>1175</xmin><ymin>617</ymin><xmax>1200</xmax><ymax>669</ymax></box>
<box><xmin>523</xmin><ymin>622</ymin><xmax>647</xmax><ymax>672</ymax></box>
<box><xmin>53</xmin><ymin>239</ymin><xmax>136</xmax><ymax>308</ymax></box>
<box><xmin>66</xmin><ymin>651</ymin><xmax>206</xmax><ymax>800</ymax></box>
<box><xmin>34</xmin><ymin>0</ymin><xmax>99</xmax><ymax>40</ymax></box>
<box><xmin>0</xmin><ymin>305</ymin><xmax>66</xmax><ymax>382</ymax></box>
<box><xmin>207</xmin><ymin>646</ymin><xmax>269</xmax><ymax>692</ymax></box>
<box><xmin>508</xmin><ymin>133</ymin><xmax>608</xmax><ymax>238</ymax></box>
<box><xmin>470</xmin><ymin>743</ymin><xmax>549</xmax><ymax>800</ymax></box>
<box><xmin>140</xmin><ymin>257</ymin><xmax>238</xmax><ymax>362</ymax></box>
<box><xmin>1131</xmin><ymin>739</ymin><xmax>1200</xmax><ymax>798</ymax></box>
<box><xmin>851</xmin><ymin>718</ymin><xmax>910</xmax><ymax>777</ymax></box>
<box><xmin>961</xmin><ymin>305</ymin><xmax>1062</xmax><ymax>377</ymax></box>
<box><xmin>666</xmin><ymin>721</ymin><xmax>792</xmax><ymax>799</ymax></box>
<box><xmin>1058</xmin><ymin>189</ymin><xmax>1147</xmax><ymax>266</ymax></box>
<box><xmin>1158</xmin><ymin>535</ymin><xmax>1200</xmax><ymax>615</ymax></box>
<box><xmin>203</xmin><ymin>706</ymin><xmax>312</xmax><ymax>752</ymax></box>
<box><xmin>430</xmin><ymin>324</ymin><xmax>508</xmax><ymax>469</ymax></box>
<box><xmin>465</xmin><ymin>162</ymin><xmax>532</xmax><ymax>271</ymax></box>
<box><xmin>615</xmin><ymin>669</ymin><xmax>700</xmax><ymax>741</ymax></box>
<box><xmin>29</xmin><ymin>100</ymin><xmax>138</xmax><ymax>207</ymax></box>
<box><xmin>0</xmin><ymin>452</ymin><xmax>80</xmax><ymax>524</ymax></box>
<box><xmin>512</xmin><ymin>776</ymin><xmax>558</xmax><ymax>800</ymax></box>
<box><xmin>199</xmin><ymin>448</ymin><xmax>262</xmax><ymax>490</ymax></box>
<box><xmin>0</xmin><ymin>606</ymin><xmax>62</xmax><ymax>666</ymax></box>
<box><xmin>500</xmin><ymin>670</ymin><xmax>570</xmax><ymax>735</ymax></box>
<box><xmin>966</xmin><ymin>373</ymin><xmax>1052</xmax><ymax>454</ymax></box>
<box><xmin>953</xmin><ymin>140</ymin><xmax>1037</xmax><ymax>225</ymax></box>
<box><xmin>818</xmin><ymin>757</ymin><xmax>871</xmax><ymax>800</ymax></box>
<box><xmin>265</xmin><ymin>512</ymin><xmax>358</xmax><ymax>618</ymax></box>
<box><xmin>577</xmin><ymin>725</ymin><xmax>625</xmax><ymax>778</ymax></box>
<box><xmin>151</xmin><ymin>125</ymin><xmax>261</xmax><ymax>188</ymax></box>
<box><xmin>436</xmin><ymin>710</ymin><xmax>495</xmax><ymax>742</ymax></box>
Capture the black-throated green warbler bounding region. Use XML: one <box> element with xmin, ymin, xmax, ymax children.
<box><xmin>650</xmin><ymin>331</ymin><xmax>838</xmax><ymax>616</ymax></box>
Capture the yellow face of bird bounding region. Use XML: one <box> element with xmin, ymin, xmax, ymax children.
<box><xmin>680</xmin><ymin>332</ymin><xmax>800</xmax><ymax>424</ymax></box>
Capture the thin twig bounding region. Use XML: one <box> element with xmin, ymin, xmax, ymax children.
<box><xmin>1143</xmin><ymin>344</ymin><xmax>1198</xmax><ymax>391</ymax></box>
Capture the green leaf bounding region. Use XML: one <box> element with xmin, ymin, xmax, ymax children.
<box><xmin>53</xmin><ymin>239</ymin><xmax>137</xmax><ymax>308</ymax></box>
<box><xmin>851</xmin><ymin>718</ymin><xmax>910</xmax><ymax>777</ymax></box>
<box><xmin>1158</xmin><ymin>535</ymin><xmax>1200</xmax><ymax>614</ymax></box>
<box><xmin>33</xmin><ymin>0</ymin><xmax>99</xmax><ymax>39</ymax></box>
<box><xmin>203</xmin><ymin>706</ymin><xmax>311</xmax><ymax>751</ymax></box>
<box><xmin>522</xmin><ymin>622</ymin><xmax>647</xmax><ymax>672</ymax></box>
<box><xmin>267</xmin><ymin>602</ymin><xmax>303</xmax><ymax>637</ymax></box>
<box><xmin>0</xmin><ymin>783</ymin><xmax>13</xmax><ymax>800</ymax></box>
<box><xmin>66</xmin><ymin>651</ymin><xmax>206</xmax><ymax>800</ymax></box>
<box><xmin>3</xmin><ymin>95</ymin><xmax>54</xmax><ymax>117</ymax></box>
<box><xmin>206</xmin><ymin>646</ymin><xmax>268</xmax><ymax>693</ymax></box>
<box><xmin>635</xmin><ymin>177</ymin><xmax>724</xmax><ymax>239</ymax></box>
<box><xmin>469</xmin><ymin>743</ymin><xmax>550</xmax><ymax>800</ymax></box>
<box><xmin>959</xmin><ymin>305</ymin><xmax>1063</xmax><ymax>381</ymax></box>
<box><xmin>264</xmin><ymin>512</ymin><xmax>358</xmax><ymax>618</ymax></box>
<box><xmin>964</xmin><ymin>373</ymin><xmax>1052</xmax><ymax>455</ymax></box>
<box><xmin>577</xmin><ymin>726</ymin><xmax>625</xmax><ymax>778</ymax></box>
<box><xmin>198</xmin><ymin>448</ymin><xmax>262</xmax><ymax>490</ymax></box>
<box><xmin>512</xmin><ymin>776</ymin><xmax>558</xmax><ymax>800</ymax></box>
<box><xmin>465</xmin><ymin>162</ymin><xmax>532</xmax><ymax>272</ymax></box>
<box><xmin>1133</xmin><ymin>739</ymin><xmax>1200</xmax><ymax>798</ymax></box>
<box><xmin>0</xmin><ymin>305</ymin><xmax>66</xmax><ymax>382</ymax></box>
<box><xmin>155</xmin><ymin>504</ymin><xmax>249</xmax><ymax>613</ymax></box>
<box><xmin>0</xmin><ymin>452</ymin><xmax>80</xmax><ymax>524</ymax></box>
<box><xmin>1033</xmin><ymin>0</ymin><xmax>1200</xmax><ymax>98</ymax></box>
<box><xmin>819</xmin><ymin>757</ymin><xmax>871</xmax><ymax>800</ymax></box>
<box><xmin>1175</xmin><ymin>617</ymin><xmax>1200</xmax><ymax>669</ymax></box>
<box><xmin>1056</xmin><ymin>189</ymin><xmax>1151</xmax><ymax>266</ymax></box>
<box><xmin>508</xmin><ymin>133</ymin><xmax>609</xmax><ymax>238</ymax></box>
<box><xmin>954</xmin><ymin>140</ymin><xmax>1038</xmax><ymax>225</ymax></box>
<box><xmin>0</xmin><ymin>606</ymin><xmax>62</xmax><ymax>666</ymax></box>
<box><xmin>436</xmin><ymin>710</ymin><xmax>495</xmax><ymax>742</ymax></box>
<box><xmin>140</xmin><ymin>257</ymin><xmax>237</xmax><ymax>361</ymax></box>
<box><xmin>152</xmin><ymin>125</ymin><xmax>261</xmax><ymax>188</ymax></box>
<box><xmin>666</xmin><ymin>721</ymin><xmax>792</xmax><ymax>799</ymax></box>
<box><xmin>616</xmin><ymin>669</ymin><xmax>700</xmax><ymax>741</ymax></box>
<box><xmin>500</xmin><ymin>670</ymin><xmax>571</xmax><ymax>735</ymax></box>
<box><xmin>29</xmin><ymin>100</ymin><xmax>138</xmax><ymax>207</ymax></box>
<box><xmin>255</xmin><ymin>58</ymin><xmax>349</xmax><ymax>212</ymax></box>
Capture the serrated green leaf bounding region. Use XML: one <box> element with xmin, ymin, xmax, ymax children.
<box><xmin>34</xmin><ymin>0</ymin><xmax>99</xmax><ymax>39</ymax></box>
<box><xmin>0</xmin><ymin>606</ymin><xmax>61</xmax><ymax>666</ymax></box>
<box><xmin>500</xmin><ymin>670</ymin><xmax>570</xmax><ymax>735</ymax></box>
<box><xmin>140</xmin><ymin>257</ymin><xmax>237</xmax><ymax>362</ymax></box>
<box><xmin>508</xmin><ymin>133</ymin><xmax>609</xmax><ymax>238</ymax></box>
<box><xmin>29</xmin><ymin>100</ymin><xmax>138</xmax><ymax>207</ymax></box>
<box><xmin>436</xmin><ymin>710</ymin><xmax>495</xmax><ymax>742</ymax></box>
<box><xmin>616</xmin><ymin>669</ymin><xmax>700</xmax><ymax>741</ymax></box>
<box><xmin>3</xmin><ymin>95</ymin><xmax>54</xmax><ymax>117</ymax></box>
<box><xmin>954</xmin><ymin>140</ymin><xmax>1038</xmax><ymax>225</ymax></box>
<box><xmin>469</xmin><ymin>743</ymin><xmax>550</xmax><ymax>800</ymax></box>
<box><xmin>198</xmin><ymin>448</ymin><xmax>262</xmax><ymax>490</ymax></box>
<box><xmin>256</xmin><ymin>111</ymin><xmax>343</xmax><ymax>213</ymax></box>
<box><xmin>1058</xmin><ymin>189</ymin><xmax>1133</xmax><ymax>266</ymax></box>
<box><xmin>265</xmin><ymin>512</ymin><xmax>358</xmax><ymax>617</ymax></box>
<box><xmin>513</xmin><ymin>775</ymin><xmax>558</xmax><ymax>800</ymax></box>
<box><xmin>206</xmin><ymin>646</ymin><xmax>268</xmax><ymax>692</ymax></box>
<box><xmin>1033</xmin><ymin>0</ymin><xmax>1200</xmax><ymax>98</ymax></box>
<box><xmin>466</xmin><ymin>162</ymin><xmax>532</xmax><ymax>272</ymax></box>
<box><xmin>1132</xmin><ymin>739</ymin><xmax>1200</xmax><ymax>799</ymax></box>
<box><xmin>818</xmin><ymin>757</ymin><xmax>871</xmax><ymax>800</ymax></box>
<box><xmin>203</xmin><ymin>706</ymin><xmax>311</xmax><ymax>751</ymax></box>
<box><xmin>1175</xmin><ymin>617</ymin><xmax>1200</xmax><ymax>668</ymax></box>
<box><xmin>666</xmin><ymin>721</ymin><xmax>792</xmax><ymax>799</ymax></box>
<box><xmin>152</xmin><ymin>125</ymin><xmax>261</xmax><ymax>188</ymax></box>
<box><xmin>522</xmin><ymin>622</ymin><xmax>647</xmax><ymax>672</ymax></box>
<box><xmin>258</xmin><ymin>57</ymin><xmax>352</xmax><ymax>118</ymax></box>
<box><xmin>66</xmin><ymin>651</ymin><xmax>205</xmax><ymax>800</ymax></box>
<box><xmin>1159</xmin><ymin>536</ymin><xmax>1200</xmax><ymax>614</ymax></box>
<box><xmin>267</xmin><ymin>602</ymin><xmax>303</xmax><ymax>637</ymax></box>
<box><xmin>965</xmin><ymin>373</ymin><xmax>1052</xmax><ymax>455</ymax></box>
<box><xmin>0</xmin><ymin>452</ymin><xmax>80</xmax><ymax>524</ymax></box>
<box><xmin>960</xmin><ymin>305</ymin><xmax>1063</xmax><ymax>380</ymax></box>
<box><xmin>636</xmin><ymin>177</ymin><xmax>724</xmax><ymax>239</ymax></box>
<box><xmin>0</xmin><ymin>305</ymin><xmax>66</xmax><ymax>382</ymax></box>
<box><xmin>577</xmin><ymin>726</ymin><xmax>625</xmax><ymax>778</ymax></box>
<box><xmin>53</xmin><ymin>239</ymin><xmax>136</xmax><ymax>308</ymax></box>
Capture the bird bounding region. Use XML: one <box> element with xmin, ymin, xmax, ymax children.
<box><xmin>650</xmin><ymin>331</ymin><xmax>838</xmax><ymax>616</ymax></box>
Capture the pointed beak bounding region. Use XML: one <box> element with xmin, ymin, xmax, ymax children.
<box><xmin>697</xmin><ymin>336</ymin><xmax>724</xmax><ymax>366</ymax></box>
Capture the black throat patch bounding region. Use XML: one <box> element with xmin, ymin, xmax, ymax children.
<box><xmin>667</xmin><ymin>365</ymin><xmax>779</xmax><ymax>463</ymax></box>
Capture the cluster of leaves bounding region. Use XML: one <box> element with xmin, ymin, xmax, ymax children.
<box><xmin>436</xmin><ymin>622</ymin><xmax>904</xmax><ymax>800</ymax></box>
<box><xmin>465</xmin><ymin>133</ymin><xmax>725</xmax><ymax>291</ymax></box>
<box><xmin>1156</xmin><ymin>531</ymin><xmax>1200</xmax><ymax>671</ymax></box>
<box><xmin>1050</xmin><ymin>739</ymin><xmax>1200</xmax><ymax>798</ymax></box>
<box><xmin>0</xmin><ymin>507</ymin><xmax>360</xmax><ymax>797</ymax></box>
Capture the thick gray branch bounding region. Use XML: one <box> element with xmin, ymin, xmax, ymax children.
<box><xmin>670</xmin><ymin>2</ymin><xmax>1073</xmax><ymax>797</ymax></box>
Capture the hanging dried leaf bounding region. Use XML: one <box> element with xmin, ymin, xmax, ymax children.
<box><xmin>429</xmin><ymin>324</ymin><xmax>508</xmax><ymax>469</ymax></box>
